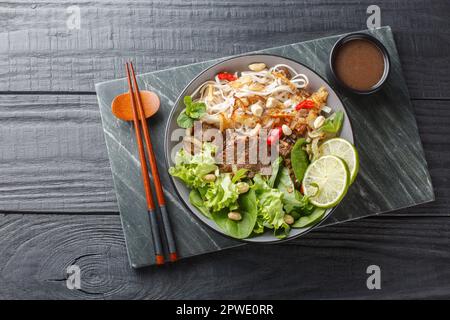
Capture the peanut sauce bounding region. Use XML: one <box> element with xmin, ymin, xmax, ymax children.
<box><xmin>333</xmin><ymin>39</ymin><xmax>385</xmax><ymax>91</ymax></box>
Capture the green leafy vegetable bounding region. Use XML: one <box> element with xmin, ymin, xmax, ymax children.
<box><xmin>276</xmin><ymin>166</ymin><xmax>315</xmax><ymax>219</ymax></box>
<box><xmin>176</xmin><ymin>96</ymin><xmax>207</xmax><ymax>128</ymax></box>
<box><xmin>276</xmin><ymin>167</ymin><xmax>300</xmax><ymax>212</ymax></box>
<box><xmin>231</xmin><ymin>168</ymin><xmax>248</xmax><ymax>183</ymax></box>
<box><xmin>184</xmin><ymin>96</ymin><xmax>206</xmax><ymax>119</ymax></box>
<box><xmin>177</xmin><ymin>111</ymin><xmax>194</xmax><ymax>128</ymax></box>
<box><xmin>168</xmin><ymin>143</ymin><xmax>218</xmax><ymax>188</ymax></box>
<box><xmin>189</xmin><ymin>189</ymin><xmax>212</xmax><ymax>219</ymax></box>
<box><xmin>294</xmin><ymin>195</ymin><xmax>316</xmax><ymax>216</ymax></box>
<box><xmin>292</xmin><ymin>208</ymin><xmax>326</xmax><ymax>228</ymax></box>
<box><xmin>268</xmin><ymin>156</ymin><xmax>283</xmax><ymax>188</ymax></box>
<box><xmin>211</xmin><ymin>189</ymin><xmax>257</xmax><ymax>239</ymax></box>
<box><xmin>320</xmin><ymin>111</ymin><xmax>344</xmax><ymax>134</ymax></box>
<box><xmin>252</xmin><ymin>174</ymin><xmax>289</xmax><ymax>238</ymax></box>
<box><xmin>291</xmin><ymin>138</ymin><xmax>309</xmax><ymax>183</ymax></box>
<box><xmin>204</xmin><ymin>174</ymin><xmax>239</xmax><ymax>212</ymax></box>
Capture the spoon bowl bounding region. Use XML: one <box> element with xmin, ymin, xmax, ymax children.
<box><xmin>112</xmin><ymin>90</ymin><xmax>160</xmax><ymax>121</ymax></box>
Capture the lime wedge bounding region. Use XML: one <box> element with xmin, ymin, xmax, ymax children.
<box><xmin>319</xmin><ymin>138</ymin><xmax>359</xmax><ymax>183</ymax></box>
<box><xmin>302</xmin><ymin>155</ymin><xmax>349</xmax><ymax>208</ymax></box>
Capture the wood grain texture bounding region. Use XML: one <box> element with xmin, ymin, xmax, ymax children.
<box><xmin>0</xmin><ymin>0</ymin><xmax>449</xmax><ymax>98</ymax></box>
<box><xmin>0</xmin><ymin>94</ymin><xmax>116</xmax><ymax>212</ymax></box>
<box><xmin>1</xmin><ymin>213</ymin><xmax>450</xmax><ymax>299</ymax></box>
<box><xmin>0</xmin><ymin>96</ymin><xmax>447</xmax><ymax>215</ymax></box>
<box><xmin>0</xmin><ymin>0</ymin><xmax>448</xmax><ymax>298</ymax></box>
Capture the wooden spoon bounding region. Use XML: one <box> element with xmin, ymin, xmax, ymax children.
<box><xmin>112</xmin><ymin>90</ymin><xmax>160</xmax><ymax>121</ymax></box>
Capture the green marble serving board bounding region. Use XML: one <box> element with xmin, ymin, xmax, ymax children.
<box><xmin>95</xmin><ymin>26</ymin><xmax>434</xmax><ymax>269</ymax></box>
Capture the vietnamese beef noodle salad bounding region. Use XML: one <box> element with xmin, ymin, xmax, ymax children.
<box><xmin>169</xmin><ymin>62</ymin><xmax>359</xmax><ymax>239</ymax></box>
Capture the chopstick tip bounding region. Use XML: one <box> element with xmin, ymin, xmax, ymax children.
<box><xmin>170</xmin><ymin>252</ymin><xmax>178</xmax><ymax>262</ymax></box>
<box><xmin>156</xmin><ymin>255</ymin><xmax>165</xmax><ymax>265</ymax></box>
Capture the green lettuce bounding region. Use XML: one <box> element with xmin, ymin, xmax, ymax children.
<box><xmin>168</xmin><ymin>143</ymin><xmax>218</xmax><ymax>189</ymax></box>
<box><xmin>205</xmin><ymin>174</ymin><xmax>239</xmax><ymax>212</ymax></box>
<box><xmin>252</xmin><ymin>174</ymin><xmax>290</xmax><ymax>238</ymax></box>
<box><xmin>211</xmin><ymin>188</ymin><xmax>257</xmax><ymax>239</ymax></box>
<box><xmin>189</xmin><ymin>189</ymin><xmax>212</xmax><ymax>219</ymax></box>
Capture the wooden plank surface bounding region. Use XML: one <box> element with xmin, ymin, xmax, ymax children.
<box><xmin>0</xmin><ymin>96</ymin><xmax>447</xmax><ymax>215</ymax></box>
<box><xmin>0</xmin><ymin>0</ymin><xmax>448</xmax><ymax>299</ymax></box>
<box><xmin>0</xmin><ymin>94</ymin><xmax>117</xmax><ymax>212</ymax></box>
<box><xmin>0</xmin><ymin>0</ymin><xmax>449</xmax><ymax>98</ymax></box>
<box><xmin>1</xmin><ymin>213</ymin><xmax>450</xmax><ymax>299</ymax></box>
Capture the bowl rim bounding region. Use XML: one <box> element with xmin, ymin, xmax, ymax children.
<box><xmin>329</xmin><ymin>32</ymin><xmax>391</xmax><ymax>95</ymax></box>
<box><xmin>164</xmin><ymin>53</ymin><xmax>354</xmax><ymax>244</ymax></box>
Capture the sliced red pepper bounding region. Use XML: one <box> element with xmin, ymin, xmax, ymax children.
<box><xmin>300</xmin><ymin>185</ymin><xmax>304</xmax><ymax>195</ymax></box>
<box><xmin>217</xmin><ymin>72</ymin><xmax>237</xmax><ymax>81</ymax></box>
<box><xmin>295</xmin><ymin>99</ymin><xmax>315</xmax><ymax>110</ymax></box>
<box><xmin>267</xmin><ymin>127</ymin><xmax>282</xmax><ymax>146</ymax></box>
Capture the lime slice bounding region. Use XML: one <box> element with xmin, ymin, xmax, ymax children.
<box><xmin>319</xmin><ymin>138</ymin><xmax>359</xmax><ymax>183</ymax></box>
<box><xmin>302</xmin><ymin>155</ymin><xmax>349</xmax><ymax>208</ymax></box>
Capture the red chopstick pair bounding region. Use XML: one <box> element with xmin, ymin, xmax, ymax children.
<box><xmin>125</xmin><ymin>61</ymin><xmax>177</xmax><ymax>264</ymax></box>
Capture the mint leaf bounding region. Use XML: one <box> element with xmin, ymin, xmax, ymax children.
<box><xmin>186</xmin><ymin>101</ymin><xmax>206</xmax><ymax>119</ymax></box>
<box><xmin>183</xmin><ymin>96</ymin><xmax>193</xmax><ymax>108</ymax></box>
<box><xmin>177</xmin><ymin>111</ymin><xmax>194</xmax><ymax>128</ymax></box>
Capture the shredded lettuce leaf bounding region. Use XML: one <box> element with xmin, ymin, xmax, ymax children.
<box><xmin>205</xmin><ymin>174</ymin><xmax>239</xmax><ymax>212</ymax></box>
<box><xmin>252</xmin><ymin>174</ymin><xmax>290</xmax><ymax>238</ymax></box>
<box><xmin>168</xmin><ymin>143</ymin><xmax>218</xmax><ymax>188</ymax></box>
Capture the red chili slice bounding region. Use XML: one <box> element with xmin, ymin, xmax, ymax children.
<box><xmin>217</xmin><ymin>72</ymin><xmax>237</xmax><ymax>81</ymax></box>
<box><xmin>295</xmin><ymin>100</ymin><xmax>315</xmax><ymax>110</ymax></box>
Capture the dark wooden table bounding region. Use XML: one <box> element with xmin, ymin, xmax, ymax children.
<box><xmin>0</xmin><ymin>0</ymin><xmax>449</xmax><ymax>299</ymax></box>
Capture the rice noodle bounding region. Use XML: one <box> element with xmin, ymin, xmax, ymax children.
<box><xmin>189</xmin><ymin>63</ymin><xmax>310</xmax><ymax>135</ymax></box>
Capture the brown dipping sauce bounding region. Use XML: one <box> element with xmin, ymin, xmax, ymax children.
<box><xmin>333</xmin><ymin>39</ymin><xmax>385</xmax><ymax>91</ymax></box>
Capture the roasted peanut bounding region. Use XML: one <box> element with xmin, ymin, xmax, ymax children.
<box><xmin>228</xmin><ymin>211</ymin><xmax>242</xmax><ymax>221</ymax></box>
<box><xmin>203</xmin><ymin>174</ymin><xmax>216</xmax><ymax>182</ymax></box>
<box><xmin>248</xmin><ymin>63</ymin><xmax>266</xmax><ymax>72</ymax></box>
<box><xmin>284</xmin><ymin>214</ymin><xmax>294</xmax><ymax>225</ymax></box>
<box><xmin>236</xmin><ymin>182</ymin><xmax>250</xmax><ymax>194</ymax></box>
<box><xmin>250</xmin><ymin>102</ymin><xmax>264</xmax><ymax>117</ymax></box>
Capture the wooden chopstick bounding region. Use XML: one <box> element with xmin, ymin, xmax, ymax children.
<box><xmin>125</xmin><ymin>63</ymin><xmax>165</xmax><ymax>265</ymax></box>
<box><xmin>128</xmin><ymin>62</ymin><xmax>178</xmax><ymax>262</ymax></box>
